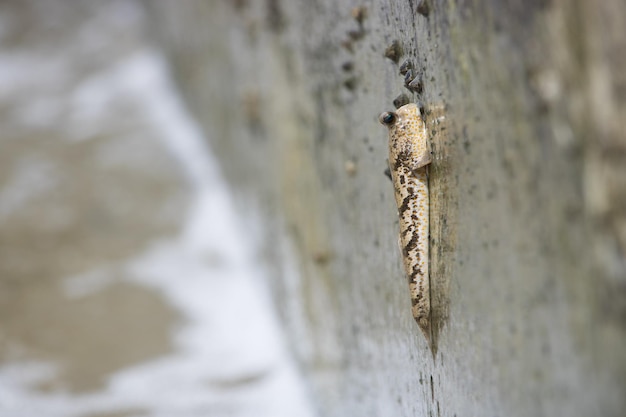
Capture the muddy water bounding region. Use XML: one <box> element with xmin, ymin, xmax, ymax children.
<box><xmin>0</xmin><ymin>2</ymin><xmax>313</xmax><ymax>416</ymax></box>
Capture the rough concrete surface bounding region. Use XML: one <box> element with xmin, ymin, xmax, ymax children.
<box><xmin>144</xmin><ymin>0</ymin><xmax>626</xmax><ymax>416</ymax></box>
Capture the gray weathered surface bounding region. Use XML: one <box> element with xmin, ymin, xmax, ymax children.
<box><xmin>145</xmin><ymin>1</ymin><xmax>626</xmax><ymax>416</ymax></box>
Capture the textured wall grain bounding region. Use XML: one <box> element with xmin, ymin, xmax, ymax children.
<box><xmin>146</xmin><ymin>1</ymin><xmax>626</xmax><ymax>416</ymax></box>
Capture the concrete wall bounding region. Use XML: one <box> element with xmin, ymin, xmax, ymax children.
<box><xmin>145</xmin><ymin>0</ymin><xmax>626</xmax><ymax>416</ymax></box>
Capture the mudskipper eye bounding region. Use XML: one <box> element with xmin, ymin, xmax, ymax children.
<box><xmin>379</xmin><ymin>111</ymin><xmax>396</xmax><ymax>125</ymax></box>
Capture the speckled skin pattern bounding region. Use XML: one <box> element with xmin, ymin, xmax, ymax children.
<box><xmin>379</xmin><ymin>103</ymin><xmax>432</xmax><ymax>341</ymax></box>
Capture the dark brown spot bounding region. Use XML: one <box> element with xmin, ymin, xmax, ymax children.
<box><xmin>411</xmin><ymin>290</ymin><xmax>423</xmax><ymax>305</ymax></box>
<box><xmin>403</xmin><ymin>231</ymin><xmax>422</xmax><ymax>259</ymax></box>
<box><xmin>411</xmin><ymin>263</ymin><xmax>424</xmax><ymax>277</ymax></box>
<box><xmin>398</xmin><ymin>194</ymin><xmax>414</xmax><ymax>215</ymax></box>
<box><xmin>410</xmin><ymin>283</ymin><xmax>424</xmax><ymax>303</ymax></box>
<box><xmin>393</xmin><ymin>150</ymin><xmax>411</xmax><ymax>170</ymax></box>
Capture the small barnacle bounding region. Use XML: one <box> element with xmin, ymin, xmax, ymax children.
<box><xmin>313</xmin><ymin>250</ymin><xmax>332</xmax><ymax>265</ymax></box>
<box><xmin>384</xmin><ymin>166</ymin><xmax>392</xmax><ymax>181</ymax></box>
<box><xmin>344</xmin><ymin>159</ymin><xmax>357</xmax><ymax>176</ymax></box>
<box><xmin>417</xmin><ymin>0</ymin><xmax>431</xmax><ymax>17</ymax></box>
<box><xmin>343</xmin><ymin>76</ymin><xmax>358</xmax><ymax>91</ymax></box>
<box><xmin>351</xmin><ymin>6</ymin><xmax>367</xmax><ymax>25</ymax></box>
<box><xmin>348</xmin><ymin>29</ymin><xmax>365</xmax><ymax>41</ymax></box>
<box><xmin>341</xmin><ymin>38</ymin><xmax>354</xmax><ymax>52</ymax></box>
<box><xmin>408</xmin><ymin>76</ymin><xmax>424</xmax><ymax>94</ymax></box>
<box><xmin>393</xmin><ymin>94</ymin><xmax>411</xmax><ymax>109</ymax></box>
<box><xmin>341</xmin><ymin>61</ymin><xmax>354</xmax><ymax>72</ymax></box>
<box><xmin>384</xmin><ymin>40</ymin><xmax>403</xmax><ymax>63</ymax></box>
<box><xmin>404</xmin><ymin>69</ymin><xmax>424</xmax><ymax>94</ymax></box>
<box><xmin>404</xmin><ymin>68</ymin><xmax>415</xmax><ymax>85</ymax></box>
<box><xmin>399</xmin><ymin>59</ymin><xmax>413</xmax><ymax>76</ymax></box>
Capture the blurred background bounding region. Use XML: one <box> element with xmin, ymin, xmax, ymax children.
<box><xmin>0</xmin><ymin>1</ymin><xmax>313</xmax><ymax>416</ymax></box>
